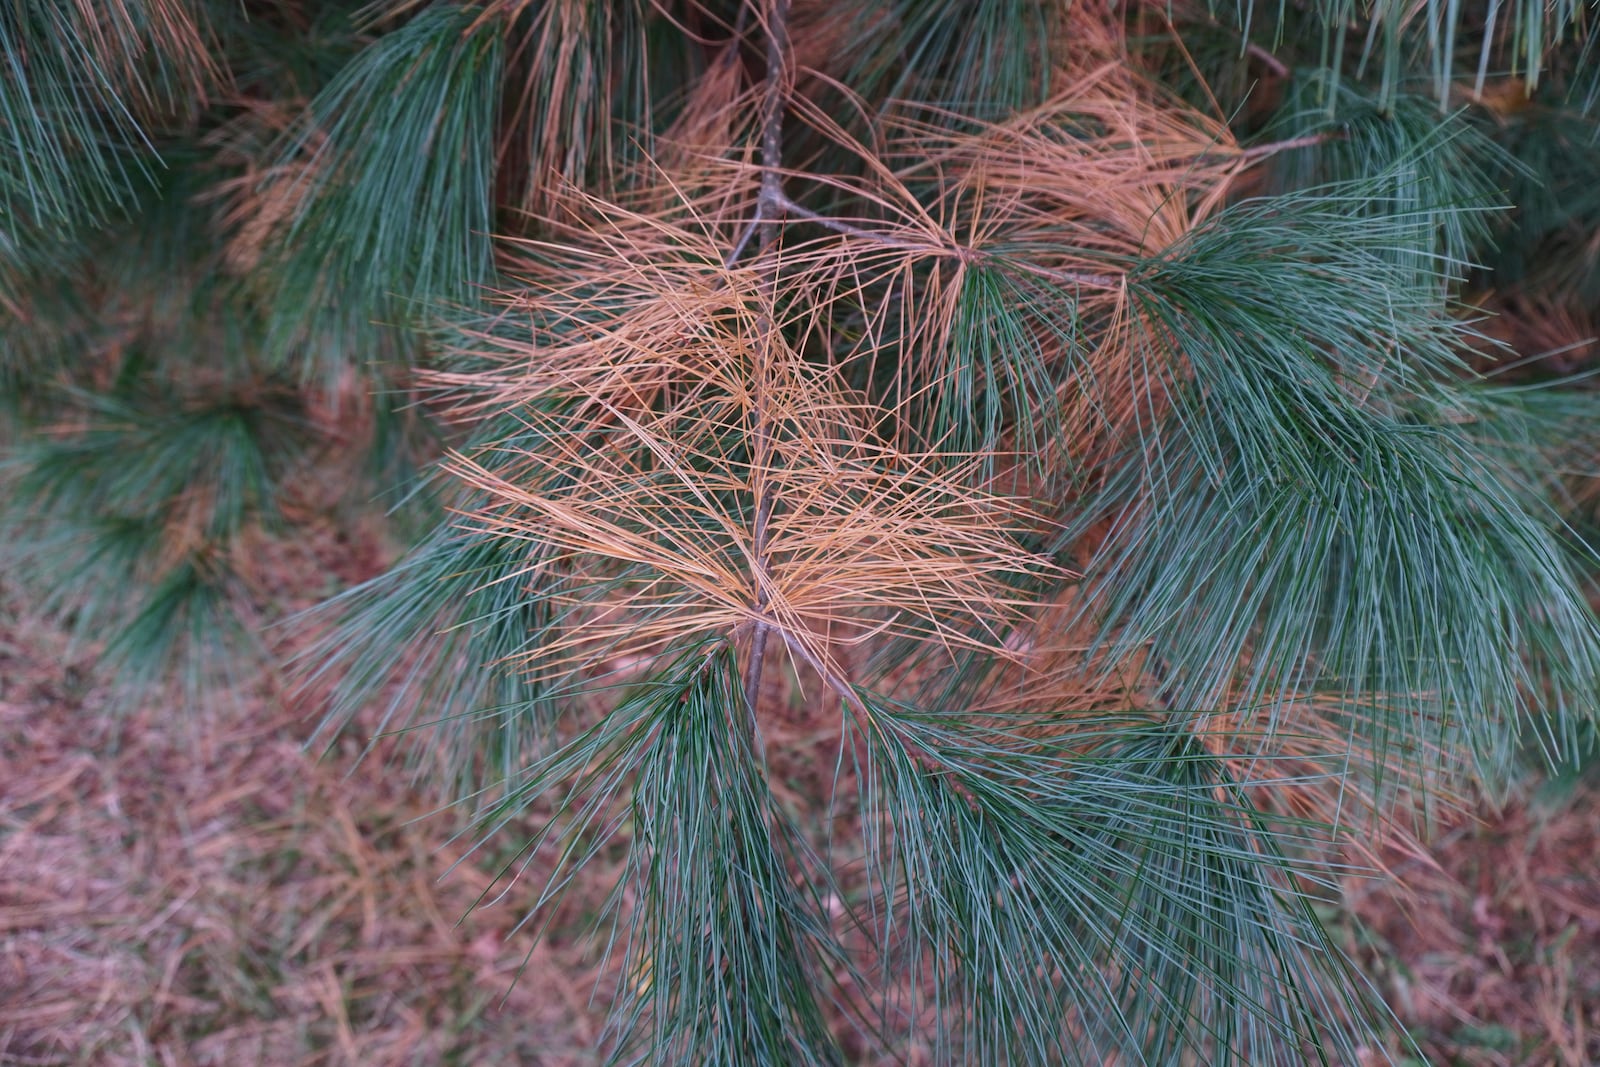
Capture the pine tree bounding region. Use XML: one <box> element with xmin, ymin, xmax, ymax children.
<box><xmin>5</xmin><ymin>1</ymin><xmax>1600</xmax><ymax>1062</ymax></box>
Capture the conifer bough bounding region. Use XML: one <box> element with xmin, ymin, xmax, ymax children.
<box><xmin>5</xmin><ymin>0</ymin><xmax>1600</xmax><ymax>1063</ymax></box>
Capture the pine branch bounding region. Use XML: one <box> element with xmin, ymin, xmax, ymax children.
<box><xmin>740</xmin><ymin>0</ymin><xmax>793</xmax><ymax>734</ymax></box>
<box><xmin>771</xmin><ymin>190</ymin><xmax>1122</xmax><ymax>289</ymax></box>
<box><xmin>10</xmin><ymin>2</ymin><xmax>1600</xmax><ymax>1061</ymax></box>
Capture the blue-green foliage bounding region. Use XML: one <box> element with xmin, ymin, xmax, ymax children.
<box><xmin>266</xmin><ymin>4</ymin><xmax>503</xmax><ymax>352</ymax></box>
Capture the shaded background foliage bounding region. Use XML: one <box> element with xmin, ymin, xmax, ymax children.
<box><xmin>5</xmin><ymin>1</ymin><xmax>1600</xmax><ymax>1063</ymax></box>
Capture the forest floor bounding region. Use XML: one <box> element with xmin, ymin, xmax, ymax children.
<box><xmin>2</xmin><ymin>524</ymin><xmax>1597</xmax><ymax>1066</ymax></box>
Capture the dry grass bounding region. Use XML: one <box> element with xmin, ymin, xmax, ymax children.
<box><xmin>0</xmin><ymin>536</ymin><xmax>610</xmax><ymax>1067</ymax></box>
<box><xmin>1342</xmin><ymin>786</ymin><xmax>1600</xmax><ymax>1067</ymax></box>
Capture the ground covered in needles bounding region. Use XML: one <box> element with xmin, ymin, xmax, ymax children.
<box><xmin>1</xmin><ymin>532</ymin><xmax>1596</xmax><ymax>1067</ymax></box>
<box><xmin>0</xmin><ymin>533</ymin><xmax>609</xmax><ymax>1067</ymax></box>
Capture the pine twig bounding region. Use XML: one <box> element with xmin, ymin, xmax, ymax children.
<box><xmin>1245</xmin><ymin>42</ymin><xmax>1289</xmax><ymax>79</ymax></box>
<box><xmin>740</xmin><ymin>0</ymin><xmax>792</xmax><ymax>736</ymax></box>
<box><xmin>1238</xmin><ymin>131</ymin><xmax>1343</xmax><ymax>161</ymax></box>
<box><xmin>770</xmin><ymin>190</ymin><xmax>1123</xmax><ymax>289</ymax></box>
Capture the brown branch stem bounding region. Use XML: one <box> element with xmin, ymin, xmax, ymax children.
<box><xmin>723</xmin><ymin>131</ymin><xmax>1336</xmax><ymax>291</ymax></box>
<box><xmin>739</xmin><ymin>0</ymin><xmax>791</xmax><ymax>738</ymax></box>
<box><xmin>771</xmin><ymin>190</ymin><xmax>1123</xmax><ymax>290</ymax></box>
<box><xmin>1238</xmin><ymin>131</ymin><xmax>1342</xmax><ymax>161</ymax></box>
<box><xmin>1245</xmin><ymin>42</ymin><xmax>1290</xmax><ymax>79</ymax></box>
<box><xmin>722</xmin><ymin>216</ymin><xmax>762</xmax><ymax>270</ymax></box>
